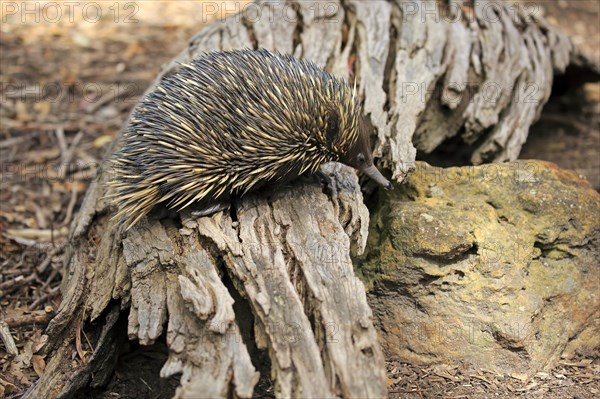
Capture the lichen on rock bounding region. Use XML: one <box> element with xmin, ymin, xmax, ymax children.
<box><xmin>362</xmin><ymin>160</ymin><xmax>600</xmax><ymax>375</ymax></box>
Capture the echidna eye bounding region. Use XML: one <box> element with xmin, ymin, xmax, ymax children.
<box><xmin>357</xmin><ymin>153</ymin><xmax>366</xmax><ymax>165</ymax></box>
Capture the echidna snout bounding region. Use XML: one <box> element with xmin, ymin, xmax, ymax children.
<box><xmin>338</xmin><ymin>115</ymin><xmax>393</xmax><ymax>190</ymax></box>
<box><xmin>110</xmin><ymin>49</ymin><xmax>393</xmax><ymax>228</ymax></box>
<box><xmin>362</xmin><ymin>166</ymin><xmax>393</xmax><ymax>190</ymax></box>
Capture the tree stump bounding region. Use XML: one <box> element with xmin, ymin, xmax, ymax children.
<box><xmin>26</xmin><ymin>1</ymin><xmax>587</xmax><ymax>398</ymax></box>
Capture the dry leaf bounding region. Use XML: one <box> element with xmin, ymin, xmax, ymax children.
<box><xmin>14</xmin><ymin>341</ymin><xmax>33</xmax><ymax>368</ymax></box>
<box><xmin>31</xmin><ymin>355</ymin><xmax>46</xmax><ymax>376</ymax></box>
<box><xmin>31</xmin><ymin>329</ymin><xmax>48</xmax><ymax>353</ymax></box>
<box><xmin>75</xmin><ymin>320</ymin><xmax>86</xmax><ymax>364</ymax></box>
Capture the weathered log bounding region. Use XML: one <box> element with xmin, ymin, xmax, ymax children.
<box><xmin>26</xmin><ymin>1</ymin><xmax>588</xmax><ymax>398</ymax></box>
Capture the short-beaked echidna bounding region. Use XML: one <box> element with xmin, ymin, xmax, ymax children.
<box><xmin>110</xmin><ymin>49</ymin><xmax>392</xmax><ymax>228</ymax></box>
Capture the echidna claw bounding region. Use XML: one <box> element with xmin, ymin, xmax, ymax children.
<box><xmin>316</xmin><ymin>170</ymin><xmax>332</xmax><ymax>187</ymax></box>
<box><xmin>315</xmin><ymin>170</ymin><xmax>337</xmax><ymax>197</ymax></box>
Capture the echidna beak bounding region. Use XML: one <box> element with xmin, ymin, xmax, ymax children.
<box><xmin>362</xmin><ymin>165</ymin><xmax>394</xmax><ymax>190</ymax></box>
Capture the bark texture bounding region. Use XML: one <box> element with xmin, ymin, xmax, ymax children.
<box><xmin>26</xmin><ymin>1</ymin><xmax>584</xmax><ymax>398</ymax></box>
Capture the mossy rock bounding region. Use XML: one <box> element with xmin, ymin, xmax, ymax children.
<box><xmin>362</xmin><ymin>161</ymin><xmax>599</xmax><ymax>375</ymax></box>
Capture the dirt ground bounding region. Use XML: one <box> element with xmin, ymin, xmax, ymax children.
<box><xmin>518</xmin><ymin>0</ymin><xmax>600</xmax><ymax>190</ymax></box>
<box><xmin>1</xmin><ymin>1</ymin><xmax>598</xmax><ymax>398</ymax></box>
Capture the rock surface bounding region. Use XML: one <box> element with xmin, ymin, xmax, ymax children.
<box><xmin>362</xmin><ymin>160</ymin><xmax>600</xmax><ymax>375</ymax></box>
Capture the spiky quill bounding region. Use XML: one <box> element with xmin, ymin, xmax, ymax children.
<box><xmin>110</xmin><ymin>49</ymin><xmax>392</xmax><ymax>228</ymax></box>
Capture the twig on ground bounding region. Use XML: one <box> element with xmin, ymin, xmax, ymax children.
<box><xmin>28</xmin><ymin>286</ymin><xmax>60</xmax><ymax>311</ymax></box>
<box><xmin>0</xmin><ymin>321</ymin><xmax>19</xmax><ymax>355</ymax></box>
<box><xmin>3</xmin><ymin>312</ymin><xmax>54</xmax><ymax>328</ymax></box>
<box><xmin>37</xmin><ymin>242</ymin><xmax>66</xmax><ymax>274</ymax></box>
<box><xmin>0</xmin><ymin>132</ymin><xmax>39</xmax><ymax>149</ymax></box>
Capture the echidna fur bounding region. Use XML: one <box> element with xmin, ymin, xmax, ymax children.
<box><xmin>110</xmin><ymin>49</ymin><xmax>391</xmax><ymax>228</ymax></box>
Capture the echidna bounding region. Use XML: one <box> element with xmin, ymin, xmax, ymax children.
<box><xmin>110</xmin><ymin>49</ymin><xmax>392</xmax><ymax>228</ymax></box>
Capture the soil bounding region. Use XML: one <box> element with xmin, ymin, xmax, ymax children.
<box><xmin>518</xmin><ymin>0</ymin><xmax>600</xmax><ymax>190</ymax></box>
<box><xmin>1</xmin><ymin>1</ymin><xmax>598</xmax><ymax>398</ymax></box>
